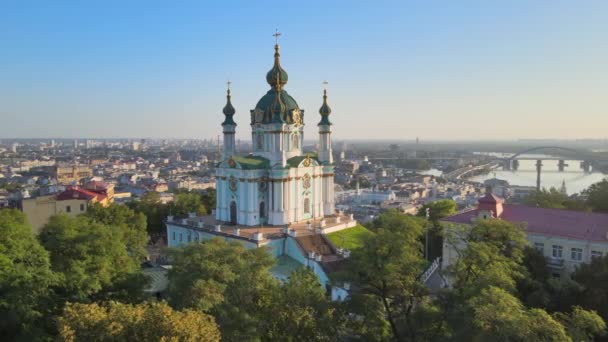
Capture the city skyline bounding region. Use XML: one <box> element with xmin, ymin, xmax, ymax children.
<box><xmin>1</xmin><ymin>1</ymin><xmax>607</xmax><ymax>140</ymax></box>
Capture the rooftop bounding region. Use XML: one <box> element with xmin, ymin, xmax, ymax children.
<box><xmin>443</xmin><ymin>204</ymin><xmax>608</xmax><ymax>243</ymax></box>
<box><xmin>231</xmin><ymin>155</ymin><xmax>270</xmax><ymax>170</ymax></box>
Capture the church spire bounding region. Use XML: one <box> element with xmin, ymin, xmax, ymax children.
<box><xmin>222</xmin><ymin>81</ymin><xmax>236</xmax><ymax>126</ymax></box>
<box><xmin>318</xmin><ymin>81</ymin><xmax>332</xmax><ymax>126</ymax></box>
<box><xmin>266</xmin><ymin>29</ymin><xmax>288</xmax><ymax>89</ymax></box>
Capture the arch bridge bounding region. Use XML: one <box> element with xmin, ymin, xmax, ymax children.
<box><xmin>497</xmin><ymin>146</ymin><xmax>595</xmax><ymax>190</ymax></box>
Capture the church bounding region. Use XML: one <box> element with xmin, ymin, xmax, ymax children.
<box><xmin>215</xmin><ymin>34</ymin><xmax>335</xmax><ymax>226</ymax></box>
<box><xmin>166</xmin><ymin>35</ymin><xmax>358</xmax><ymax>299</ymax></box>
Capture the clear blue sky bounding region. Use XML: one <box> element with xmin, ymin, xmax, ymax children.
<box><xmin>1</xmin><ymin>1</ymin><xmax>607</xmax><ymax>140</ymax></box>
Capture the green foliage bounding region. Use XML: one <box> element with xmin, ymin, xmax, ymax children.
<box><xmin>572</xmin><ymin>254</ymin><xmax>608</xmax><ymax>321</ymax></box>
<box><xmin>523</xmin><ymin>187</ymin><xmax>589</xmax><ymax>211</ymax></box>
<box><xmin>584</xmin><ymin>178</ymin><xmax>608</xmax><ymax>212</ymax></box>
<box><xmin>170</xmin><ymin>192</ymin><xmax>207</xmax><ymax>216</ymax></box>
<box><xmin>445</xmin><ymin>219</ymin><xmax>528</xmax><ymax>294</ymax></box>
<box><xmin>84</xmin><ymin>203</ymin><xmax>148</xmax><ymax>264</ymax></box>
<box><xmin>167</xmin><ymin>238</ymin><xmax>278</xmax><ymax>341</ymax></box>
<box><xmin>262</xmin><ymin>268</ymin><xmax>345</xmax><ymax>341</ymax></box>
<box><xmin>58</xmin><ymin>301</ymin><xmax>220</xmax><ymax>342</ymax></box>
<box><xmin>417</xmin><ymin>199</ymin><xmax>457</xmax><ymax>260</ymax></box>
<box><xmin>127</xmin><ymin>191</ymin><xmax>168</xmax><ymax>235</ymax></box>
<box><xmin>554</xmin><ymin>306</ymin><xmax>606</xmax><ymax>341</ymax></box>
<box><xmin>128</xmin><ymin>189</ymin><xmax>216</xmax><ymax>235</ymax></box>
<box><xmin>325</xmin><ymin>224</ymin><xmax>373</xmax><ymax>250</ymax></box>
<box><xmin>442</xmin><ymin>219</ymin><xmax>606</xmax><ymax>341</ymax></box>
<box><xmin>468</xmin><ymin>286</ymin><xmax>570</xmax><ymax>341</ymax></box>
<box><xmin>417</xmin><ymin>199</ymin><xmax>457</xmax><ymax>222</ymax></box>
<box><xmin>39</xmin><ymin>214</ymin><xmax>146</xmax><ymax>302</ymax></box>
<box><xmin>0</xmin><ymin>209</ymin><xmax>56</xmax><ymax>339</ymax></box>
<box><xmin>346</xmin><ymin>210</ymin><xmax>444</xmax><ymax>341</ymax></box>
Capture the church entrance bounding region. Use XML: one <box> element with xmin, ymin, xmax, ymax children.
<box><xmin>230</xmin><ymin>201</ymin><xmax>237</xmax><ymax>225</ymax></box>
<box><xmin>303</xmin><ymin>198</ymin><xmax>312</xmax><ymax>220</ymax></box>
<box><xmin>259</xmin><ymin>201</ymin><xmax>267</xmax><ymax>225</ymax></box>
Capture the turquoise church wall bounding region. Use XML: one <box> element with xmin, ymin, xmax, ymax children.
<box><xmin>166</xmin><ymin>223</ymin><xmax>330</xmax><ymax>288</ymax></box>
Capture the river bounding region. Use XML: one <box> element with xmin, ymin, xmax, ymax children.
<box><xmin>469</xmin><ymin>153</ymin><xmax>606</xmax><ymax>195</ymax></box>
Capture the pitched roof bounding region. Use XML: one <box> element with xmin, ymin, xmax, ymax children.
<box><xmin>231</xmin><ymin>155</ymin><xmax>270</xmax><ymax>170</ymax></box>
<box><xmin>56</xmin><ymin>187</ymin><xmax>106</xmax><ymax>202</ymax></box>
<box><xmin>443</xmin><ymin>204</ymin><xmax>608</xmax><ymax>242</ymax></box>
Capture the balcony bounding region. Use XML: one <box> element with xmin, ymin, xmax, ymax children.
<box><xmin>546</xmin><ymin>256</ymin><xmax>565</xmax><ymax>269</ymax></box>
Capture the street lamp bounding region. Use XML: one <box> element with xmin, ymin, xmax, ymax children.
<box><xmin>425</xmin><ymin>207</ymin><xmax>430</xmax><ymax>260</ymax></box>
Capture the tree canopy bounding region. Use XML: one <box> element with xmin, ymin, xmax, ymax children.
<box><xmin>58</xmin><ymin>301</ymin><xmax>220</xmax><ymax>342</ymax></box>
<box><xmin>584</xmin><ymin>178</ymin><xmax>608</xmax><ymax>212</ymax></box>
<box><xmin>39</xmin><ymin>214</ymin><xmax>148</xmax><ymax>303</ymax></box>
<box><xmin>523</xmin><ymin>187</ymin><xmax>589</xmax><ymax>211</ymax></box>
<box><xmin>0</xmin><ymin>209</ymin><xmax>56</xmax><ymax>339</ymax></box>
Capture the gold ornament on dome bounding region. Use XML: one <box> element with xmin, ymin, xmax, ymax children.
<box><xmin>303</xmin><ymin>155</ymin><xmax>311</xmax><ymax>167</ymax></box>
<box><xmin>229</xmin><ymin>175</ymin><xmax>237</xmax><ymax>192</ymax></box>
<box><xmin>292</xmin><ymin>109</ymin><xmax>301</xmax><ymax>125</ymax></box>
<box><xmin>228</xmin><ymin>158</ymin><xmax>236</xmax><ymax>168</ymax></box>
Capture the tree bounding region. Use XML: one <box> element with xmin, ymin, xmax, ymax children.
<box><xmin>417</xmin><ymin>199</ymin><xmax>457</xmax><ymax>222</ymax></box>
<box><xmin>571</xmin><ymin>254</ymin><xmax>608</xmax><ymax>321</ymax></box>
<box><xmin>0</xmin><ymin>209</ymin><xmax>56</xmax><ymax>340</ymax></box>
<box><xmin>467</xmin><ymin>286</ymin><xmax>570</xmax><ymax>341</ymax></box>
<box><xmin>417</xmin><ymin>199</ymin><xmax>457</xmax><ymax>260</ymax></box>
<box><xmin>554</xmin><ymin>306</ymin><xmax>606</xmax><ymax>341</ymax></box>
<box><xmin>523</xmin><ymin>187</ymin><xmax>588</xmax><ymax>211</ymax></box>
<box><xmin>127</xmin><ymin>191</ymin><xmax>169</xmax><ymax>235</ymax></box>
<box><xmin>444</xmin><ymin>219</ymin><xmax>528</xmax><ymax>295</ymax></box>
<box><xmin>442</xmin><ymin>219</ymin><xmax>606</xmax><ymax>341</ymax></box>
<box><xmin>84</xmin><ymin>203</ymin><xmax>148</xmax><ymax>264</ymax></box>
<box><xmin>167</xmin><ymin>238</ymin><xmax>277</xmax><ymax>341</ymax></box>
<box><xmin>584</xmin><ymin>179</ymin><xmax>608</xmax><ymax>212</ymax></box>
<box><xmin>39</xmin><ymin>214</ymin><xmax>146</xmax><ymax>302</ymax></box>
<box><xmin>346</xmin><ymin>210</ymin><xmax>444</xmax><ymax>341</ymax></box>
<box><xmin>58</xmin><ymin>301</ymin><xmax>220</xmax><ymax>342</ymax></box>
<box><xmin>262</xmin><ymin>268</ymin><xmax>345</xmax><ymax>341</ymax></box>
<box><xmin>169</xmin><ymin>192</ymin><xmax>207</xmax><ymax>216</ymax></box>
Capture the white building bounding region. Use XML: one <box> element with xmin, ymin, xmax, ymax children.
<box><xmin>215</xmin><ymin>39</ymin><xmax>335</xmax><ymax>226</ymax></box>
<box><xmin>442</xmin><ymin>191</ymin><xmax>608</xmax><ymax>277</ymax></box>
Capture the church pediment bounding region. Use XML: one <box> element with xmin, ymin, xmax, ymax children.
<box><xmin>286</xmin><ymin>155</ymin><xmax>319</xmax><ymax>168</ymax></box>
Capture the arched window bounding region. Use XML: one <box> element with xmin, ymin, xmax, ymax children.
<box><xmin>257</xmin><ymin>134</ymin><xmax>264</xmax><ymax>150</ymax></box>
<box><xmin>304</xmin><ymin>198</ymin><xmax>311</xmax><ymax>214</ymax></box>
<box><xmin>292</xmin><ymin>133</ymin><xmax>299</xmax><ymax>150</ymax></box>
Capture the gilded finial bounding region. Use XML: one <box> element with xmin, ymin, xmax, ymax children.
<box><xmin>266</xmin><ymin>30</ymin><xmax>288</xmax><ymax>88</ymax></box>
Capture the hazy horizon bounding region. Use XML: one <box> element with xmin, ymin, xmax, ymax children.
<box><xmin>2</xmin><ymin>1</ymin><xmax>607</xmax><ymax>140</ymax></box>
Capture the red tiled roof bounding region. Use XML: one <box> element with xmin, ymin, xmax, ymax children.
<box><xmin>56</xmin><ymin>187</ymin><xmax>107</xmax><ymax>202</ymax></box>
<box><xmin>443</xmin><ymin>204</ymin><xmax>608</xmax><ymax>242</ymax></box>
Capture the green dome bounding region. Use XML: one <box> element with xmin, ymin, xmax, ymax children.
<box><xmin>221</xmin><ymin>89</ymin><xmax>236</xmax><ymax>126</ymax></box>
<box><xmin>318</xmin><ymin>89</ymin><xmax>332</xmax><ymax>126</ymax></box>
<box><xmin>253</xmin><ymin>89</ymin><xmax>301</xmax><ymax>124</ymax></box>
<box><xmin>266</xmin><ymin>44</ymin><xmax>288</xmax><ymax>88</ymax></box>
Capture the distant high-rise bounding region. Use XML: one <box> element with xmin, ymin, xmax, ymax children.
<box><xmin>73</xmin><ymin>139</ymin><xmax>78</xmax><ymax>149</ymax></box>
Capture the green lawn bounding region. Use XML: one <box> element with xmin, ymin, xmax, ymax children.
<box><xmin>326</xmin><ymin>224</ymin><xmax>373</xmax><ymax>250</ymax></box>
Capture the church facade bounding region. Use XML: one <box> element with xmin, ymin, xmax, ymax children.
<box><xmin>215</xmin><ymin>38</ymin><xmax>335</xmax><ymax>226</ymax></box>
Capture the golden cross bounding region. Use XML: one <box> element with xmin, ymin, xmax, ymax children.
<box><xmin>323</xmin><ymin>80</ymin><xmax>328</xmax><ymax>90</ymax></box>
<box><xmin>227</xmin><ymin>80</ymin><xmax>231</xmax><ymax>90</ymax></box>
<box><xmin>273</xmin><ymin>29</ymin><xmax>281</xmax><ymax>44</ymax></box>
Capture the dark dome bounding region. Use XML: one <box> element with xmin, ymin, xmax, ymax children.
<box><xmin>318</xmin><ymin>89</ymin><xmax>332</xmax><ymax>125</ymax></box>
<box><xmin>221</xmin><ymin>89</ymin><xmax>236</xmax><ymax>126</ymax></box>
<box><xmin>266</xmin><ymin>44</ymin><xmax>288</xmax><ymax>88</ymax></box>
<box><xmin>254</xmin><ymin>89</ymin><xmax>301</xmax><ymax>124</ymax></box>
